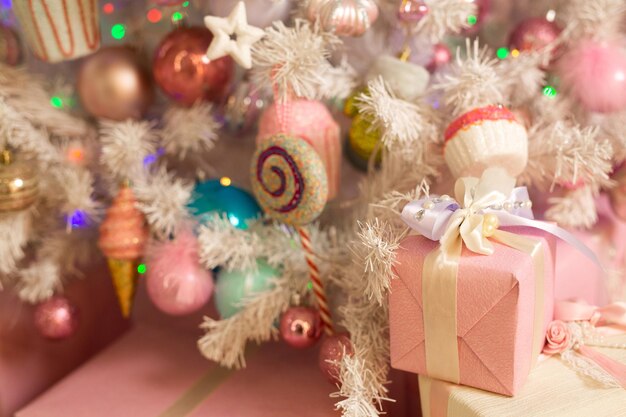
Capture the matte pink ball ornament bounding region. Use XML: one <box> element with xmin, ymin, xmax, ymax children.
<box><xmin>318</xmin><ymin>332</ymin><xmax>354</xmax><ymax>384</ymax></box>
<box><xmin>559</xmin><ymin>40</ymin><xmax>626</xmax><ymax>113</ymax></box>
<box><xmin>34</xmin><ymin>296</ymin><xmax>80</xmax><ymax>340</ymax></box>
<box><xmin>280</xmin><ymin>306</ymin><xmax>322</xmax><ymax>349</ymax></box>
<box><xmin>146</xmin><ymin>228</ymin><xmax>214</xmax><ymax>316</ymax></box>
<box><xmin>426</xmin><ymin>43</ymin><xmax>452</xmax><ymax>73</ymax></box>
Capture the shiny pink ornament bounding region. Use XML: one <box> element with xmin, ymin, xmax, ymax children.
<box><xmin>257</xmin><ymin>99</ymin><xmax>342</xmax><ymax>200</ymax></box>
<box><xmin>153</xmin><ymin>27</ymin><xmax>234</xmax><ymax>106</ymax></box>
<box><xmin>509</xmin><ymin>18</ymin><xmax>561</xmax><ymax>55</ymax></box>
<box><xmin>318</xmin><ymin>332</ymin><xmax>354</xmax><ymax>384</ymax></box>
<box><xmin>280</xmin><ymin>306</ymin><xmax>322</xmax><ymax>349</ymax></box>
<box><xmin>426</xmin><ymin>43</ymin><xmax>451</xmax><ymax>73</ymax></box>
<box><xmin>146</xmin><ymin>228</ymin><xmax>213</xmax><ymax>316</ymax></box>
<box><xmin>312</xmin><ymin>0</ymin><xmax>379</xmax><ymax>37</ymax></box>
<box><xmin>397</xmin><ymin>0</ymin><xmax>428</xmax><ymax>24</ymax></box>
<box><xmin>559</xmin><ymin>40</ymin><xmax>626</xmax><ymax>113</ymax></box>
<box><xmin>34</xmin><ymin>296</ymin><xmax>80</xmax><ymax>340</ymax></box>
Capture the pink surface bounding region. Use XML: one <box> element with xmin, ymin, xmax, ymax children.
<box><xmin>390</xmin><ymin>227</ymin><xmax>556</xmax><ymax>396</ymax></box>
<box><xmin>258</xmin><ymin>99</ymin><xmax>342</xmax><ymax>200</ymax></box>
<box><xmin>16</xmin><ymin>322</ymin><xmax>340</xmax><ymax>417</ymax></box>
<box><xmin>0</xmin><ymin>260</ymin><xmax>129</xmax><ymax>417</ymax></box>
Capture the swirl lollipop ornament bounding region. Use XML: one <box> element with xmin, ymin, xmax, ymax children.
<box><xmin>250</xmin><ymin>134</ymin><xmax>334</xmax><ymax>334</ymax></box>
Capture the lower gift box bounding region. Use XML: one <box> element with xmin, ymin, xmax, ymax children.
<box><xmin>16</xmin><ymin>321</ymin><xmax>344</xmax><ymax>417</ymax></box>
<box><xmin>418</xmin><ymin>331</ymin><xmax>626</xmax><ymax>417</ymax></box>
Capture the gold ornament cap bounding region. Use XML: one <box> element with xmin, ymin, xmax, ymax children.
<box><xmin>0</xmin><ymin>150</ymin><xmax>39</xmax><ymax>212</ymax></box>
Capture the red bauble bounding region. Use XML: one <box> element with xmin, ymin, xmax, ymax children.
<box><xmin>509</xmin><ymin>18</ymin><xmax>561</xmax><ymax>54</ymax></box>
<box><xmin>153</xmin><ymin>27</ymin><xmax>234</xmax><ymax>106</ymax></box>
<box><xmin>280</xmin><ymin>306</ymin><xmax>322</xmax><ymax>349</ymax></box>
<box><xmin>318</xmin><ymin>332</ymin><xmax>354</xmax><ymax>384</ymax></box>
<box><xmin>34</xmin><ymin>296</ymin><xmax>80</xmax><ymax>340</ymax></box>
<box><xmin>426</xmin><ymin>43</ymin><xmax>451</xmax><ymax>73</ymax></box>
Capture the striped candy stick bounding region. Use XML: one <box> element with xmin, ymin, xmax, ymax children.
<box><xmin>297</xmin><ymin>226</ymin><xmax>334</xmax><ymax>336</ymax></box>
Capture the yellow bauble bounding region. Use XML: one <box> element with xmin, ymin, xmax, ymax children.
<box><xmin>343</xmin><ymin>87</ymin><xmax>368</xmax><ymax>118</ymax></box>
<box><xmin>348</xmin><ymin>114</ymin><xmax>382</xmax><ymax>166</ymax></box>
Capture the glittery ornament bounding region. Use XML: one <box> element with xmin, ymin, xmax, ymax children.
<box><xmin>77</xmin><ymin>46</ymin><xmax>152</xmax><ymax>121</ymax></box>
<box><xmin>426</xmin><ymin>43</ymin><xmax>452</xmax><ymax>73</ymax></box>
<box><xmin>146</xmin><ymin>228</ymin><xmax>213</xmax><ymax>316</ymax></box>
<box><xmin>153</xmin><ymin>27</ymin><xmax>234</xmax><ymax>106</ymax></box>
<box><xmin>610</xmin><ymin>164</ymin><xmax>626</xmax><ymax>222</ymax></box>
<box><xmin>444</xmin><ymin>105</ymin><xmax>528</xmax><ymax>178</ymax></box>
<box><xmin>559</xmin><ymin>40</ymin><xmax>626</xmax><ymax>114</ymax></box>
<box><xmin>0</xmin><ymin>150</ymin><xmax>39</xmax><ymax>213</ymax></box>
<box><xmin>0</xmin><ymin>26</ymin><xmax>22</xmax><ymax>66</ymax></box>
<box><xmin>310</xmin><ymin>0</ymin><xmax>379</xmax><ymax>37</ymax></box>
<box><xmin>223</xmin><ymin>80</ymin><xmax>268</xmax><ymax>133</ymax></box>
<box><xmin>318</xmin><ymin>332</ymin><xmax>354</xmax><ymax>384</ymax></box>
<box><xmin>280</xmin><ymin>306</ymin><xmax>322</xmax><ymax>349</ymax></box>
<box><xmin>13</xmin><ymin>0</ymin><xmax>100</xmax><ymax>63</ymax></box>
<box><xmin>397</xmin><ymin>0</ymin><xmax>428</xmax><ymax>24</ymax></box>
<box><xmin>34</xmin><ymin>296</ymin><xmax>80</xmax><ymax>340</ymax></box>
<box><xmin>251</xmin><ymin>134</ymin><xmax>328</xmax><ymax>226</ymax></box>
<box><xmin>509</xmin><ymin>18</ymin><xmax>561</xmax><ymax>56</ymax></box>
<box><xmin>187</xmin><ymin>179</ymin><xmax>261</xmax><ymax>229</ymax></box>
<box><xmin>214</xmin><ymin>259</ymin><xmax>277</xmax><ymax>319</ymax></box>
<box><xmin>98</xmin><ymin>186</ymin><xmax>148</xmax><ymax>318</ymax></box>
<box><xmin>258</xmin><ymin>99</ymin><xmax>341</xmax><ymax>199</ymax></box>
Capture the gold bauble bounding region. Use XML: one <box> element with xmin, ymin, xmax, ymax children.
<box><xmin>0</xmin><ymin>150</ymin><xmax>38</xmax><ymax>212</ymax></box>
<box><xmin>348</xmin><ymin>113</ymin><xmax>382</xmax><ymax>170</ymax></box>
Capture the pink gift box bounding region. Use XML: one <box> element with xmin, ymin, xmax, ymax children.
<box><xmin>0</xmin><ymin>260</ymin><xmax>128</xmax><ymax>417</ymax></box>
<box><xmin>390</xmin><ymin>227</ymin><xmax>556</xmax><ymax>396</ymax></box>
<box><xmin>16</xmin><ymin>320</ymin><xmax>342</xmax><ymax>417</ymax></box>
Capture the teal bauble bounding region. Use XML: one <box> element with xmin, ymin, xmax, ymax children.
<box><xmin>214</xmin><ymin>259</ymin><xmax>278</xmax><ymax>319</ymax></box>
<box><xmin>187</xmin><ymin>178</ymin><xmax>261</xmax><ymax>229</ymax></box>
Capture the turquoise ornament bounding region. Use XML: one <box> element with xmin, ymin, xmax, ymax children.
<box><xmin>214</xmin><ymin>259</ymin><xmax>278</xmax><ymax>319</ymax></box>
<box><xmin>187</xmin><ymin>178</ymin><xmax>261</xmax><ymax>229</ymax></box>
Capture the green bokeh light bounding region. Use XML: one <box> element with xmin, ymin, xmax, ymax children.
<box><xmin>50</xmin><ymin>96</ymin><xmax>63</xmax><ymax>108</ymax></box>
<box><xmin>137</xmin><ymin>263</ymin><xmax>147</xmax><ymax>274</ymax></box>
<box><xmin>467</xmin><ymin>14</ymin><xmax>477</xmax><ymax>26</ymax></box>
<box><xmin>172</xmin><ymin>11</ymin><xmax>183</xmax><ymax>22</ymax></box>
<box><xmin>496</xmin><ymin>47</ymin><xmax>509</xmax><ymax>60</ymax></box>
<box><xmin>542</xmin><ymin>85</ymin><xmax>557</xmax><ymax>98</ymax></box>
<box><xmin>111</xmin><ymin>23</ymin><xmax>126</xmax><ymax>40</ymax></box>
<box><xmin>182</xmin><ymin>1</ymin><xmax>189</xmax><ymax>6</ymax></box>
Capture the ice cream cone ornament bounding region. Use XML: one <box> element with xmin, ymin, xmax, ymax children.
<box><xmin>98</xmin><ymin>184</ymin><xmax>148</xmax><ymax>318</ymax></box>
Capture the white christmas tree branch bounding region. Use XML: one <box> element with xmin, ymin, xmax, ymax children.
<box><xmin>160</xmin><ymin>103</ymin><xmax>220</xmax><ymax>159</ymax></box>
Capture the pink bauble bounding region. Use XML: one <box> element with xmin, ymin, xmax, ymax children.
<box><xmin>34</xmin><ymin>296</ymin><xmax>80</xmax><ymax>340</ymax></box>
<box><xmin>318</xmin><ymin>332</ymin><xmax>354</xmax><ymax>385</ymax></box>
<box><xmin>508</xmin><ymin>18</ymin><xmax>561</xmax><ymax>55</ymax></box>
<box><xmin>397</xmin><ymin>0</ymin><xmax>428</xmax><ymax>24</ymax></box>
<box><xmin>153</xmin><ymin>27</ymin><xmax>234</xmax><ymax>106</ymax></box>
<box><xmin>426</xmin><ymin>43</ymin><xmax>451</xmax><ymax>73</ymax></box>
<box><xmin>146</xmin><ymin>228</ymin><xmax>213</xmax><ymax>316</ymax></box>
<box><xmin>257</xmin><ymin>99</ymin><xmax>342</xmax><ymax>200</ymax></box>
<box><xmin>280</xmin><ymin>306</ymin><xmax>322</xmax><ymax>349</ymax></box>
<box><xmin>559</xmin><ymin>40</ymin><xmax>626</xmax><ymax>113</ymax></box>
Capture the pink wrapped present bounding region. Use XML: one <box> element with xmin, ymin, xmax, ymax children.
<box><xmin>392</xmin><ymin>169</ymin><xmax>560</xmax><ymax>395</ymax></box>
<box><xmin>390</xmin><ymin>227</ymin><xmax>556</xmax><ymax>396</ymax></box>
<box><xmin>257</xmin><ymin>99</ymin><xmax>342</xmax><ymax>200</ymax></box>
<box><xmin>0</xmin><ymin>260</ymin><xmax>128</xmax><ymax>417</ymax></box>
<box><xmin>16</xmin><ymin>321</ymin><xmax>342</xmax><ymax>417</ymax></box>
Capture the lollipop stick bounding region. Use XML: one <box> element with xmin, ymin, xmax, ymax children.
<box><xmin>297</xmin><ymin>226</ymin><xmax>334</xmax><ymax>336</ymax></box>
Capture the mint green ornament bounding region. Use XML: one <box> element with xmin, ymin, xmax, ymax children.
<box><xmin>214</xmin><ymin>259</ymin><xmax>278</xmax><ymax>319</ymax></box>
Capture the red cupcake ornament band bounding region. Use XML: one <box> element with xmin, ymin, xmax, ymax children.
<box><xmin>443</xmin><ymin>104</ymin><xmax>528</xmax><ymax>179</ymax></box>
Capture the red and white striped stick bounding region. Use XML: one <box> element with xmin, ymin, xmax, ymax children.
<box><xmin>297</xmin><ymin>226</ymin><xmax>334</xmax><ymax>336</ymax></box>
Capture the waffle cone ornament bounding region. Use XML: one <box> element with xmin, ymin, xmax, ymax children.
<box><xmin>98</xmin><ymin>186</ymin><xmax>148</xmax><ymax>318</ymax></box>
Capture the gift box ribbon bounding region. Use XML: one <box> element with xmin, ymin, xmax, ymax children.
<box><xmin>401</xmin><ymin>168</ymin><xmax>602</xmax><ymax>384</ymax></box>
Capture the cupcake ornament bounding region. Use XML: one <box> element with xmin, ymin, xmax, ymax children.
<box><xmin>443</xmin><ymin>104</ymin><xmax>528</xmax><ymax>179</ymax></box>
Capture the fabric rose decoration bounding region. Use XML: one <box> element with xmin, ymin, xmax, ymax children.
<box><xmin>543</xmin><ymin>320</ymin><xmax>572</xmax><ymax>355</ymax></box>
